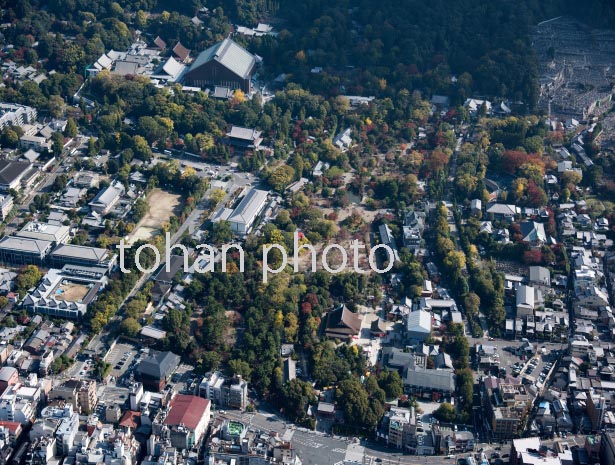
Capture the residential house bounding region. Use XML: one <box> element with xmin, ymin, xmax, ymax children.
<box><xmin>516</xmin><ymin>285</ymin><xmax>536</xmax><ymax>318</ymax></box>
<box><xmin>487</xmin><ymin>203</ymin><xmax>519</xmax><ymax>222</ymax></box>
<box><xmin>333</xmin><ymin>128</ymin><xmax>352</xmax><ymax>151</ymax></box>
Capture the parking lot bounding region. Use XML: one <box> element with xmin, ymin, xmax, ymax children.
<box><xmin>105</xmin><ymin>342</ymin><xmax>139</xmax><ymax>378</ymax></box>
<box><xmin>518</xmin><ymin>349</ymin><xmax>559</xmax><ymax>389</ymax></box>
<box><xmin>63</xmin><ymin>355</ymin><xmax>95</xmax><ymax>381</ymax></box>
<box><xmin>167</xmin><ymin>363</ymin><xmax>198</xmax><ymax>394</ymax></box>
<box><xmin>471</xmin><ymin>336</ymin><xmax>565</xmax><ymax>380</ymax></box>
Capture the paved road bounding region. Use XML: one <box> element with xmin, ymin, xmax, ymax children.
<box><xmin>18</xmin><ymin>138</ymin><xmax>82</xmax><ymax>211</ymax></box>
<box><xmin>217</xmin><ymin>410</ymin><xmax>351</xmax><ymax>465</ymax></box>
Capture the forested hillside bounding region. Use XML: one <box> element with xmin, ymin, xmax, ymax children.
<box><xmin>263</xmin><ymin>0</ymin><xmax>615</xmax><ymax>108</ymax></box>
<box><xmin>2</xmin><ymin>0</ymin><xmax>614</xmax><ymax>109</ymax></box>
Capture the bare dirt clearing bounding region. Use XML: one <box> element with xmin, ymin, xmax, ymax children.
<box><xmin>127</xmin><ymin>189</ymin><xmax>182</xmax><ymax>244</ymax></box>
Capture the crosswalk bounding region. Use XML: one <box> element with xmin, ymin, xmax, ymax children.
<box><xmin>293</xmin><ymin>438</ymin><xmax>324</xmax><ymax>449</ymax></box>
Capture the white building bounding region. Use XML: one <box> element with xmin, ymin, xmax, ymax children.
<box><xmin>464</xmin><ymin>98</ymin><xmax>492</xmax><ymax>114</ymax></box>
<box><xmin>228</xmin><ymin>188</ymin><xmax>269</xmax><ymax>234</ymax></box>
<box><xmin>516</xmin><ymin>285</ymin><xmax>535</xmax><ymax>318</ymax></box>
<box><xmin>0</xmin><ymin>103</ymin><xmax>37</xmax><ymax>130</ymax></box>
<box><xmin>19</xmin><ymin>134</ymin><xmax>51</xmax><ymax>151</ymax></box>
<box><xmin>0</xmin><ymin>384</ymin><xmax>38</xmax><ymax>424</ymax></box>
<box><xmin>333</xmin><ymin>128</ymin><xmax>352</xmax><ymax>151</ymax></box>
<box><xmin>35</xmin><ymin>405</ymin><xmax>79</xmax><ymax>456</ymax></box>
<box><xmin>17</xmin><ymin>221</ymin><xmax>71</xmax><ymax>244</ymax></box>
<box><xmin>89</xmin><ymin>180</ymin><xmax>125</xmax><ymax>215</ymax></box>
<box><xmin>0</xmin><ymin>194</ymin><xmax>13</xmax><ymax>220</ymax></box>
<box><xmin>198</xmin><ymin>372</ymin><xmax>249</xmax><ymax>410</ymax></box>
<box><xmin>405</xmin><ymin>310</ymin><xmax>432</xmax><ymax>342</ymax></box>
<box><xmin>162</xmin><ymin>394</ymin><xmax>211</xmax><ymax>449</ymax></box>
<box><xmin>22</xmin><ymin>265</ymin><xmax>108</xmax><ymax>319</ymax></box>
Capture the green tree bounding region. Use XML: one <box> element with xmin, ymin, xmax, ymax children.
<box><xmin>228</xmin><ymin>359</ymin><xmax>252</xmax><ymax>380</ymax></box>
<box><xmin>211</xmin><ymin>221</ymin><xmax>233</xmax><ymax>245</ymax></box>
<box><xmin>378</xmin><ymin>370</ymin><xmax>403</xmax><ymax>400</ymax></box>
<box><xmin>120</xmin><ymin>317</ymin><xmax>142</xmax><ymax>337</ymax></box>
<box><xmin>336</xmin><ymin>378</ymin><xmax>370</xmax><ymax>426</ymax></box>
<box><xmin>1</xmin><ymin>128</ymin><xmax>19</xmax><ymax>147</ymax></box>
<box><xmin>16</xmin><ymin>265</ymin><xmax>42</xmax><ymax>296</ymax></box>
<box><xmin>281</xmin><ymin>378</ymin><xmax>314</xmax><ymax>419</ymax></box>
<box><xmin>434</xmin><ymin>402</ymin><xmax>456</xmax><ymax>423</ymax></box>
<box><xmin>64</xmin><ymin>118</ymin><xmax>78</xmax><ymax>138</ymax></box>
<box><xmin>209</xmin><ymin>188</ymin><xmax>227</xmax><ymax>207</ymax></box>
<box><xmin>267</xmin><ymin>165</ymin><xmax>295</xmax><ymax>192</ymax></box>
<box><xmin>51</xmin><ymin>174</ymin><xmax>69</xmax><ymax>193</ymax></box>
<box><xmin>463</xmin><ymin>292</ymin><xmax>480</xmax><ymax>317</ymax></box>
<box><xmin>51</xmin><ymin>132</ymin><xmax>64</xmax><ymax>156</ymax></box>
<box><xmin>133</xmin><ymin>135</ymin><xmax>152</xmax><ymax>160</ymax></box>
<box><xmin>198</xmin><ymin>352</ymin><xmax>222</xmax><ymax>373</ymax></box>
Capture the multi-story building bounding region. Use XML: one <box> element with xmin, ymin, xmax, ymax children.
<box><xmin>0</xmin><ymin>236</ymin><xmax>52</xmax><ymax>265</ymax></box>
<box><xmin>0</xmin><ymin>103</ymin><xmax>37</xmax><ymax>130</ymax></box>
<box><xmin>0</xmin><ymin>160</ymin><xmax>34</xmax><ymax>192</ymax></box>
<box><xmin>0</xmin><ymin>385</ymin><xmax>37</xmax><ymax>425</ymax></box>
<box><xmin>48</xmin><ymin>244</ymin><xmax>116</xmax><ymax>270</ymax></box>
<box><xmin>0</xmin><ymin>195</ymin><xmax>13</xmax><ymax>221</ymax></box>
<box><xmin>48</xmin><ymin>379</ymin><xmax>97</xmax><ymax>414</ymax></box>
<box><xmin>199</xmin><ymin>372</ymin><xmax>249</xmax><ymax>411</ymax></box>
<box><xmin>78</xmin><ymin>380</ymin><xmax>97</xmax><ymax>415</ymax></box>
<box><xmin>22</xmin><ymin>266</ymin><xmax>108</xmax><ymax>319</ymax></box>
<box><xmin>19</xmin><ymin>134</ymin><xmax>51</xmax><ymax>152</ymax></box>
<box><xmin>601</xmin><ymin>431</ymin><xmax>615</xmax><ymax>465</ymax></box>
<box><xmin>378</xmin><ymin>407</ymin><xmax>416</xmax><ymax>451</ymax></box>
<box><xmin>588</xmin><ymin>392</ymin><xmax>607</xmax><ymax>433</ymax></box>
<box><xmin>25</xmin><ymin>436</ymin><xmax>56</xmax><ymax>465</ymax></box>
<box><xmin>54</xmin><ymin>410</ymin><xmax>79</xmax><ymax>456</ymax></box>
<box><xmin>228</xmin><ymin>188</ymin><xmax>269</xmax><ymax>235</ymax></box>
<box><xmin>0</xmin><ymin>420</ymin><xmax>22</xmax><ymax>447</ymax></box>
<box><xmin>482</xmin><ymin>376</ymin><xmax>532</xmax><ymax>439</ymax></box>
<box><xmin>136</xmin><ymin>350</ymin><xmax>180</xmax><ymax>392</ymax></box>
<box><xmin>17</xmin><ymin>221</ymin><xmax>71</xmax><ymax>245</ymax></box>
<box><xmin>0</xmin><ymin>367</ymin><xmax>18</xmax><ymax>395</ymax></box>
<box><xmin>160</xmin><ymin>394</ymin><xmax>211</xmax><ymax>449</ymax></box>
